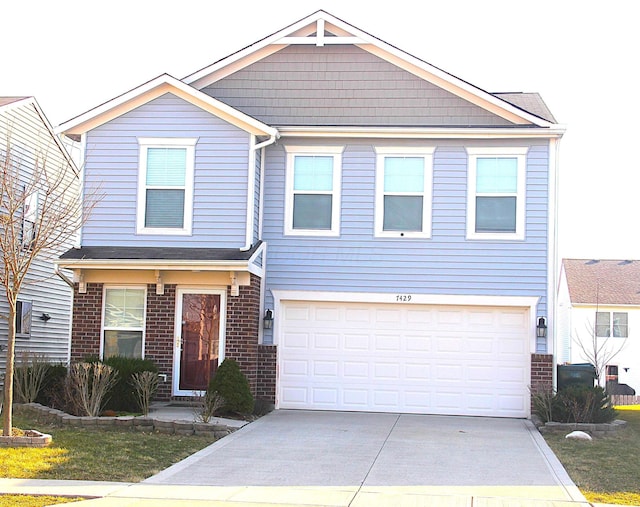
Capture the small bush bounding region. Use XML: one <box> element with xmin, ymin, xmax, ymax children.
<box><xmin>13</xmin><ymin>353</ymin><xmax>49</xmax><ymax>403</ymax></box>
<box><xmin>130</xmin><ymin>371</ymin><xmax>160</xmax><ymax>416</ymax></box>
<box><xmin>194</xmin><ymin>389</ymin><xmax>226</xmax><ymax>423</ymax></box>
<box><xmin>36</xmin><ymin>363</ymin><xmax>68</xmax><ymax>408</ymax></box>
<box><xmin>101</xmin><ymin>356</ymin><xmax>158</xmax><ymax>412</ymax></box>
<box><xmin>69</xmin><ymin>362</ymin><xmax>119</xmax><ymax>417</ymax></box>
<box><xmin>533</xmin><ymin>385</ymin><xmax>618</xmax><ymax>423</ymax></box>
<box><xmin>207</xmin><ymin>358</ymin><xmax>254</xmax><ymax>415</ymax></box>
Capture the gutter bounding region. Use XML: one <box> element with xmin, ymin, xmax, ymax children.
<box><xmin>241</xmin><ymin>132</ymin><xmax>279</xmax><ymax>251</ymax></box>
<box><xmin>54</xmin><ymin>264</ymin><xmax>75</xmax><ymax>288</ymax></box>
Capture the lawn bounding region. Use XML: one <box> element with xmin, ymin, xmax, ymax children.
<box><xmin>0</xmin><ymin>411</ymin><xmax>217</xmax><ymax>482</ymax></box>
<box><xmin>0</xmin><ymin>496</ymin><xmax>83</xmax><ymax>507</ymax></box>
<box><xmin>543</xmin><ymin>406</ymin><xmax>640</xmax><ymax>506</ymax></box>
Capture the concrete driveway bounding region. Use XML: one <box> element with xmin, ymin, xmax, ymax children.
<box><xmin>130</xmin><ymin>410</ymin><xmax>588</xmax><ymax>506</ymax></box>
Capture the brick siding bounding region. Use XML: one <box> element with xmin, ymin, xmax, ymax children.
<box><xmin>531</xmin><ymin>353</ymin><xmax>554</xmax><ymax>393</ymax></box>
<box><xmin>257</xmin><ymin>345</ymin><xmax>277</xmax><ymax>403</ymax></box>
<box><xmin>145</xmin><ymin>284</ymin><xmax>176</xmax><ymax>400</ymax></box>
<box><xmin>70</xmin><ymin>283</ymin><xmax>103</xmax><ymax>362</ymax></box>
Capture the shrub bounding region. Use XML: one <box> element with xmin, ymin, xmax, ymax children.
<box><xmin>101</xmin><ymin>356</ymin><xmax>158</xmax><ymax>413</ymax></box>
<box><xmin>130</xmin><ymin>371</ymin><xmax>160</xmax><ymax>416</ymax></box>
<box><xmin>532</xmin><ymin>385</ymin><xmax>618</xmax><ymax>424</ymax></box>
<box><xmin>69</xmin><ymin>362</ymin><xmax>119</xmax><ymax>417</ymax></box>
<box><xmin>207</xmin><ymin>358</ymin><xmax>254</xmax><ymax>415</ymax></box>
<box><xmin>13</xmin><ymin>353</ymin><xmax>49</xmax><ymax>403</ymax></box>
<box><xmin>194</xmin><ymin>389</ymin><xmax>226</xmax><ymax>423</ymax></box>
<box><xmin>35</xmin><ymin>363</ymin><xmax>68</xmax><ymax>408</ymax></box>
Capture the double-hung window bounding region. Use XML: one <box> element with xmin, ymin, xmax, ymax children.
<box><xmin>596</xmin><ymin>311</ymin><xmax>628</xmax><ymax>338</ymax></box>
<box><xmin>137</xmin><ymin>138</ymin><xmax>196</xmax><ymax>235</ymax></box>
<box><xmin>102</xmin><ymin>287</ymin><xmax>146</xmax><ymax>359</ymax></box>
<box><xmin>466</xmin><ymin>147</ymin><xmax>527</xmax><ymax>240</ymax></box>
<box><xmin>375</xmin><ymin>147</ymin><xmax>434</xmax><ymax>238</ymax></box>
<box><xmin>285</xmin><ymin>146</ymin><xmax>343</xmax><ymax>236</ymax></box>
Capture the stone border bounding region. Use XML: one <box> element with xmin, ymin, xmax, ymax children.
<box><xmin>537</xmin><ymin>419</ymin><xmax>627</xmax><ymax>437</ymax></box>
<box><xmin>16</xmin><ymin>403</ymin><xmax>236</xmax><ymax>438</ymax></box>
<box><xmin>0</xmin><ymin>429</ymin><xmax>52</xmax><ymax>448</ymax></box>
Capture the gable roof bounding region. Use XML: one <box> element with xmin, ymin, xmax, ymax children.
<box><xmin>563</xmin><ymin>259</ymin><xmax>640</xmax><ymax>306</ymax></box>
<box><xmin>57</xmin><ymin>74</ymin><xmax>278</xmax><ymax>138</ymax></box>
<box><xmin>0</xmin><ymin>96</ymin><xmax>31</xmax><ymax>109</ymax></box>
<box><xmin>185</xmin><ymin>10</ymin><xmax>559</xmax><ymax>129</ymax></box>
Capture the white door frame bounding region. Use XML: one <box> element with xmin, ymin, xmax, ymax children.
<box><xmin>173</xmin><ymin>287</ymin><xmax>227</xmax><ymax>396</ymax></box>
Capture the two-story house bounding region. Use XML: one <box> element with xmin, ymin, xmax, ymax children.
<box><xmin>558</xmin><ymin>259</ymin><xmax>639</xmax><ymax>394</ymax></box>
<box><xmin>56</xmin><ymin>11</ymin><xmax>564</xmax><ymax>418</ymax></box>
<box><xmin>1</xmin><ymin>96</ymin><xmax>78</xmax><ymax>370</ymax></box>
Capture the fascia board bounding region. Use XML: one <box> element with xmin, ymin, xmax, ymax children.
<box><xmin>54</xmin><ymin>258</ymin><xmax>253</xmax><ymax>272</ymax></box>
<box><xmin>56</xmin><ymin>75</ymin><xmax>277</xmax><ymax>138</ymax></box>
<box><xmin>277</xmin><ymin>126</ymin><xmax>566</xmax><ymax>139</ymax></box>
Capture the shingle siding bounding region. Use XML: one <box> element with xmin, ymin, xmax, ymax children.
<box><xmin>203</xmin><ymin>45</ymin><xmax>516</xmax><ymax>127</ymax></box>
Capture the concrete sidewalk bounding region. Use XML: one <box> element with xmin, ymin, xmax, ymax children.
<box><xmin>0</xmin><ymin>409</ymin><xmax>610</xmax><ymax>506</ymax></box>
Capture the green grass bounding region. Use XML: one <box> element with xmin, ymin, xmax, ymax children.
<box><xmin>543</xmin><ymin>407</ymin><xmax>640</xmax><ymax>505</ymax></box>
<box><xmin>0</xmin><ymin>412</ymin><xmax>217</xmax><ymax>483</ymax></box>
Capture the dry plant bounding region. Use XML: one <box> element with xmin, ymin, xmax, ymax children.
<box><xmin>0</xmin><ymin>119</ymin><xmax>101</xmax><ymax>434</ymax></box>
<box><xmin>573</xmin><ymin>321</ymin><xmax>627</xmax><ymax>387</ymax></box>
<box><xmin>130</xmin><ymin>371</ymin><xmax>159</xmax><ymax>416</ymax></box>
<box><xmin>193</xmin><ymin>389</ymin><xmax>225</xmax><ymax>423</ymax></box>
<box><xmin>13</xmin><ymin>352</ymin><xmax>49</xmax><ymax>403</ymax></box>
<box><xmin>68</xmin><ymin>363</ymin><xmax>119</xmax><ymax>417</ymax></box>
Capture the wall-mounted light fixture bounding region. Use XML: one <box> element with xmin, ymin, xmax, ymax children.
<box><xmin>39</xmin><ymin>313</ymin><xmax>52</xmax><ymax>322</ymax></box>
<box><xmin>263</xmin><ymin>309</ymin><xmax>274</xmax><ymax>330</ymax></box>
<box><xmin>536</xmin><ymin>316</ymin><xmax>547</xmax><ymax>338</ymax></box>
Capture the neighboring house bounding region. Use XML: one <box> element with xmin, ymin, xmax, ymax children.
<box><xmin>55</xmin><ymin>10</ymin><xmax>564</xmax><ymax>418</ymax></box>
<box><xmin>0</xmin><ymin>96</ymin><xmax>78</xmax><ymax>370</ymax></box>
<box><xmin>558</xmin><ymin>259</ymin><xmax>639</xmax><ymax>393</ymax></box>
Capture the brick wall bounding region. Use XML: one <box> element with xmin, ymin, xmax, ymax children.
<box><xmin>70</xmin><ymin>283</ymin><xmax>103</xmax><ymax>361</ymax></box>
<box><xmin>70</xmin><ymin>275</ymin><xmax>264</xmax><ymax>401</ymax></box>
<box><xmin>225</xmin><ymin>273</ymin><xmax>261</xmax><ymax>395</ymax></box>
<box><xmin>257</xmin><ymin>345</ymin><xmax>277</xmax><ymax>403</ymax></box>
<box><xmin>145</xmin><ymin>284</ymin><xmax>176</xmax><ymax>401</ymax></box>
<box><xmin>531</xmin><ymin>353</ymin><xmax>554</xmax><ymax>393</ymax></box>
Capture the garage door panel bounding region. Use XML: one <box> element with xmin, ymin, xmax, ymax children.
<box><xmin>278</xmin><ymin>301</ymin><xmax>530</xmax><ymax>417</ymax></box>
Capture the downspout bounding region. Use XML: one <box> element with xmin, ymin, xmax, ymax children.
<box><xmin>241</xmin><ymin>132</ymin><xmax>279</xmax><ymax>251</ymax></box>
<box><xmin>54</xmin><ymin>263</ymin><xmax>75</xmax><ymax>289</ymax></box>
<box><xmin>548</xmin><ymin>136</ymin><xmax>562</xmax><ymax>389</ymax></box>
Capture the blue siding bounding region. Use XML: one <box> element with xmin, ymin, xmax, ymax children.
<box><xmin>82</xmin><ymin>93</ymin><xmax>251</xmax><ymax>248</ymax></box>
<box><xmin>263</xmin><ymin>139</ymin><xmax>549</xmax><ymax>345</ymax></box>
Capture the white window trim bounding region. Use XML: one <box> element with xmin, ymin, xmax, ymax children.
<box><xmin>466</xmin><ymin>147</ymin><xmax>528</xmax><ymax>240</ymax></box>
<box><xmin>15</xmin><ymin>300</ymin><xmax>33</xmax><ymax>338</ymax></box>
<box><xmin>374</xmin><ymin>146</ymin><xmax>434</xmax><ymax>238</ymax></box>
<box><xmin>136</xmin><ymin>137</ymin><xmax>197</xmax><ymax>236</ymax></box>
<box><xmin>100</xmin><ymin>285</ymin><xmax>147</xmax><ymax>360</ymax></box>
<box><xmin>284</xmin><ymin>145</ymin><xmax>344</xmax><ymax>237</ymax></box>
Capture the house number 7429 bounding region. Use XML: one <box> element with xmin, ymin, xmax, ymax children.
<box><xmin>396</xmin><ymin>295</ymin><xmax>412</xmax><ymax>302</ymax></box>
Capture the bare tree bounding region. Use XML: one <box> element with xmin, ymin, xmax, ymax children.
<box><xmin>1</xmin><ymin>130</ymin><xmax>98</xmax><ymax>435</ymax></box>
<box><xmin>572</xmin><ymin>319</ymin><xmax>627</xmax><ymax>387</ymax></box>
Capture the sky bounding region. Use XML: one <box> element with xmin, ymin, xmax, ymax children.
<box><xmin>3</xmin><ymin>0</ymin><xmax>638</xmax><ymax>261</ymax></box>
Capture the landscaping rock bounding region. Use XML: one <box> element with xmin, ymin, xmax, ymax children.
<box><xmin>565</xmin><ymin>430</ymin><xmax>592</xmax><ymax>441</ymax></box>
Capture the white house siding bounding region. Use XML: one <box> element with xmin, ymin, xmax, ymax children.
<box><xmin>203</xmin><ymin>45</ymin><xmax>516</xmax><ymax>128</ymax></box>
<box><xmin>0</xmin><ymin>99</ymin><xmax>76</xmax><ymax>369</ymax></box>
<box><xmin>262</xmin><ymin>139</ymin><xmax>550</xmax><ymax>352</ymax></box>
<box><xmin>567</xmin><ymin>305</ymin><xmax>640</xmax><ymax>393</ymax></box>
<box><xmin>82</xmin><ymin>93</ymin><xmax>252</xmax><ymax>248</ymax></box>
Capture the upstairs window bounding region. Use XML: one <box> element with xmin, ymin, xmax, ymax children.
<box><xmin>137</xmin><ymin>138</ymin><xmax>196</xmax><ymax>235</ymax></box>
<box><xmin>467</xmin><ymin>147</ymin><xmax>527</xmax><ymax>240</ymax></box>
<box><xmin>596</xmin><ymin>311</ymin><xmax>628</xmax><ymax>338</ymax></box>
<box><xmin>375</xmin><ymin>147</ymin><xmax>434</xmax><ymax>238</ymax></box>
<box><xmin>285</xmin><ymin>146</ymin><xmax>343</xmax><ymax>236</ymax></box>
<box><xmin>22</xmin><ymin>191</ymin><xmax>38</xmax><ymax>250</ymax></box>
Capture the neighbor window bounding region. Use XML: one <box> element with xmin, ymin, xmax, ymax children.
<box><xmin>137</xmin><ymin>138</ymin><xmax>197</xmax><ymax>235</ymax></box>
<box><xmin>15</xmin><ymin>300</ymin><xmax>33</xmax><ymax>337</ymax></box>
<box><xmin>22</xmin><ymin>191</ymin><xmax>38</xmax><ymax>250</ymax></box>
<box><xmin>285</xmin><ymin>146</ymin><xmax>343</xmax><ymax>236</ymax></box>
<box><xmin>596</xmin><ymin>311</ymin><xmax>628</xmax><ymax>338</ymax></box>
<box><xmin>375</xmin><ymin>147</ymin><xmax>434</xmax><ymax>238</ymax></box>
<box><xmin>102</xmin><ymin>287</ymin><xmax>146</xmax><ymax>358</ymax></box>
<box><xmin>466</xmin><ymin>147</ymin><xmax>527</xmax><ymax>240</ymax></box>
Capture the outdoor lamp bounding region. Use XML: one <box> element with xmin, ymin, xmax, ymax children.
<box><xmin>263</xmin><ymin>309</ymin><xmax>274</xmax><ymax>330</ymax></box>
<box><xmin>536</xmin><ymin>317</ymin><xmax>547</xmax><ymax>338</ymax></box>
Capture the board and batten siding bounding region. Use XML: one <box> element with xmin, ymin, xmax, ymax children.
<box><xmin>82</xmin><ymin>93</ymin><xmax>252</xmax><ymax>248</ymax></box>
<box><xmin>203</xmin><ymin>45</ymin><xmax>516</xmax><ymax>128</ymax></box>
<box><xmin>262</xmin><ymin>139</ymin><xmax>550</xmax><ymax>352</ymax></box>
<box><xmin>0</xmin><ymin>100</ymin><xmax>76</xmax><ymax>368</ymax></box>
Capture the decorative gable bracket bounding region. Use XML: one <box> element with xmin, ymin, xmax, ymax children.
<box><xmin>278</xmin><ymin>18</ymin><xmax>364</xmax><ymax>46</ymax></box>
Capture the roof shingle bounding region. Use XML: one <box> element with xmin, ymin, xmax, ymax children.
<box><xmin>563</xmin><ymin>259</ymin><xmax>640</xmax><ymax>305</ymax></box>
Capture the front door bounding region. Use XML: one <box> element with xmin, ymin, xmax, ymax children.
<box><xmin>173</xmin><ymin>289</ymin><xmax>225</xmax><ymax>396</ymax></box>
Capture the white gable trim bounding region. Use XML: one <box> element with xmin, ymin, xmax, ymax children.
<box><xmin>184</xmin><ymin>10</ymin><xmax>555</xmax><ymax>128</ymax></box>
<box><xmin>56</xmin><ymin>74</ymin><xmax>278</xmax><ymax>138</ymax></box>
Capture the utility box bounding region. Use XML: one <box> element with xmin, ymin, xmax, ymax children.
<box><xmin>557</xmin><ymin>363</ymin><xmax>596</xmax><ymax>390</ymax></box>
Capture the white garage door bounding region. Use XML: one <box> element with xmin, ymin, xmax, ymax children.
<box><xmin>278</xmin><ymin>301</ymin><xmax>531</xmax><ymax>417</ymax></box>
